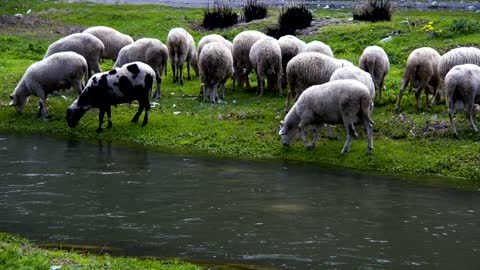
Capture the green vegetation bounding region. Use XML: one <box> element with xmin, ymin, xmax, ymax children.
<box><xmin>0</xmin><ymin>1</ymin><xmax>480</xmax><ymax>187</ymax></box>
<box><xmin>0</xmin><ymin>232</ymin><xmax>202</xmax><ymax>270</ymax></box>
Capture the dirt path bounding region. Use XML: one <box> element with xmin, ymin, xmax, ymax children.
<box><xmin>66</xmin><ymin>0</ymin><xmax>480</xmax><ymax>11</ymax></box>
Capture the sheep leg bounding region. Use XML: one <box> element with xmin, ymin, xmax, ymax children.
<box><xmin>466</xmin><ymin>103</ymin><xmax>478</xmax><ymax>133</ymax></box>
<box><xmin>341</xmin><ymin>122</ymin><xmax>356</xmax><ymax>155</ymax></box>
<box><xmin>187</xmin><ymin>62</ymin><xmax>191</xmax><ymax>80</ymax></box>
<box><xmin>311</xmin><ymin>126</ymin><xmax>319</xmax><ymax>148</ymax></box>
<box><xmin>298</xmin><ymin>118</ymin><xmax>314</xmax><ymax>148</ymax></box>
<box><xmin>97</xmin><ymin>107</ymin><xmax>107</xmax><ymax>133</ymax></box>
<box><xmin>106</xmin><ymin>106</ymin><xmax>112</xmax><ymax>129</ymax></box>
<box><xmin>426</xmin><ymin>85</ymin><xmax>435</xmax><ymax>108</ymax></box>
<box><xmin>171</xmin><ymin>63</ymin><xmax>177</xmax><ymax>83</ymax></box>
<box><xmin>179</xmin><ymin>63</ymin><xmax>184</xmax><ymax>85</ymax></box>
<box><xmin>131</xmin><ymin>105</ymin><xmax>143</xmax><ymax>123</ymax></box>
<box><xmin>395</xmin><ymin>77</ymin><xmax>410</xmax><ymax>113</ymax></box>
<box><xmin>363</xmin><ymin>115</ymin><xmax>374</xmax><ymax>155</ymax></box>
<box><xmin>142</xmin><ymin>99</ymin><xmax>150</xmax><ymax>127</ymax></box>
<box><xmin>448</xmin><ymin>98</ymin><xmax>459</xmax><ymax>138</ymax></box>
<box><xmin>73</xmin><ymin>78</ymin><xmax>83</xmax><ymax>95</ymax></box>
<box><xmin>37</xmin><ymin>92</ymin><xmax>49</xmax><ymax>121</ymax></box>
<box><xmin>277</xmin><ymin>75</ymin><xmax>283</xmax><ymax>97</ymax></box>
<box><xmin>414</xmin><ymin>81</ymin><xmax>427</xmax><ymax>113</ymax></box>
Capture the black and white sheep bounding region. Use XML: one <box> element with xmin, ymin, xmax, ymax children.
<box><xmin>444</xmin><ymin>64</ymin><xmax>480</xmax><ymax>137</ymax></box>
<box><xmin>232</xmin><ymin>30</ymin><xmax>266</xmax><ymax>90</ymax></box>
<box><xmin>279</xmin><ymin>79</ymin><xmax>374</xmax><ymax>155</ymax></box>
<box><xmin>114</xmin><ymin>38</ymin><xmax>168</xmax><ymax>100</ymax></box>
<box><xmin>83</xmin><ymin>26</ymin><xmax>134</xmax><ymax>61</ymax></box>
<box><xmin>285</xmin><ymin>52</ymin><xmax>353</xmax><ymax>112</ymax></box>
<box><xmin>9</xmin><ymin>52</ymin><xmax>87</xmax><ymax>121</ymax></box>
<box><xmin>198</xmin><ymin>42</ymin><xmax>233</xmax><ymax>103</ymax></box>
<box><xmin>278</xmin><ymin>35</ymin><xmax>306</xmax><ymax>87</ymax></box>
<box><xmin>359</xmin><ymin>45</ymin><xmax>390</xmax><ymax>100</ymax></box>
<box><xmin>395</xmin><ymin>47</ymin><xmax>441</xmax><ymax>113</ymax></box>
<box><xmin>66</xmin><ymin>62</ymin><xmax>155</xmax><ymax>132</ymax></box>
<box><xmin>303</xmin><ymin>40</ymin><xmax>334</xmax><ymax>57</ymax></box>
<box><xmin>249</xmin><ymin>37</ymin><xmax>283</xmax><ymax>96</ymax></box>
<box><xmin>167</xmin><ymin>27</ymin><xmax>196</xmax><ymax>85</ymax></box>
<box><xmin>44</xmin><ymin>32</ymin><xmax>104</xmax><ymax>79</ymax></box>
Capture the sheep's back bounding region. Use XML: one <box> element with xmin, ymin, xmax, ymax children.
<box><xmin>438</xmin><ymin>47</ymin><xmax>480</xmax><ymax>80</ymax></box>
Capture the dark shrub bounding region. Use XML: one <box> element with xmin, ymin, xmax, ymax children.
<box><xmin>353</xmin><ymin>0</ymin><xmax>394</xmax><ymax>22</ymax></box>
<box><xmin>243</xmin><ymin>0</ymin><xmax>267</xmax><ymax>22</ymax></box>
<box><xmin>202</xmin><ymin>1</ymin><xmax>238</xmax><ymax>29</ymax></box>
<box><xmin>266</xmin><ymin>3</ymin><xmax>312</xmax><ymax>39</ymax></box>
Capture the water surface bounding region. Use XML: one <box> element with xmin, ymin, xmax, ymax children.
<box><xmin>0</xmin><ymin>134</ymin><xmax>479</xmax><ymax>269</ymax></box>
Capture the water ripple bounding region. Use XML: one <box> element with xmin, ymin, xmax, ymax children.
<box><xmin>242</xmin><ymin>254</ymin><xmax>313</xmax><ymax>262</ymax></box>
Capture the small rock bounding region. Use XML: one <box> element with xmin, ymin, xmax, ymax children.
<box><xmin>323</xmin><ymin>5</ymin><xmax>329</xmax><ymax>9</ymax></box>
<box><xmin>380</xmin><ymin>36</ymin><xmax>392</xmax><ymax>43</ymax></box>
<box><xmin>49</xmin><ymin>266</ymin><xmax>62</xmax><ymax>270</ymax></box>
<box><xmin>173</xmin><ymin>111</ymin><xmax>181</xmax><ymax>115</ymax></box>
<box><xmin>14</xmin><ymin>14</ymin><xmax>24</xmax><ymax>19</ymax></box>
<box><xmin>172</xmin><ymin>103</ymin><xmax>176</xmax><ymax>108</ymax></box>
<box><xmin>232</xmin><ymin>100</ymin><xmax>237</xmax><ymax>104</ymax></box>
<box><xmin>26</xmin><ymin>9</ymin><xmax>32</xmax><ymax>14</ymax></box>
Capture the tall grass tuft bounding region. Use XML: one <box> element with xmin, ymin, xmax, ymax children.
<box><xmin>202</xmin><ymin>0</ymin><xmax>238</xmax><ymax>29</ymax></box>
<box><xmin>243</xmin><ymin>0</ymin><xmax>267</xmax><ymax>22</ymax></box>
<box><xmin>353</xmin><ymin>0</ymin><xmax>394</xmax><ymax>22</ymax></box>
<box><xmin>266</xmin><ymin>2</ymin><xmax>312</xmax><ymax>39</ymax></box>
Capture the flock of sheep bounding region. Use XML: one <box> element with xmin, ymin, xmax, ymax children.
<box><xmin>7</xmin><ymin>25</ymin><xmax>480</xmax><ymax>154</ymax></box>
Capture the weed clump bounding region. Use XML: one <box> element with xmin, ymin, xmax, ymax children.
<box><xmin>447</xmin><ymin>19</ymin><xmax>480</xmax><ymax>36</ymax></box>
<box><xmin>266</xmin><ymin>2</ymin><xmax>312</xmax><ymax>39</ymax></box>
<box><xmin>243</xmin><ymin>0</ymin><xmax>267</xmax><ymax>22</ymax></box>
<box><xmin>202</xmin><ymin>1</ymin><xmax>238</xmax><ymax>29</ymax></box>
<box><xmin>353</xmin><ymin>0</ymin><xmax>394</xmax><ymax>22</ymax></box>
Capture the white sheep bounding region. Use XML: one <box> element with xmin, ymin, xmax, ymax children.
<box><xmin>285</xmin><ymin>52</ymin><xmax>352</xmax><ymax>112</ymax></box>
<box><xmin>9</xmin><ymin>52</ymin><xmax>87</xmax><ymax>121</ymax></box>
<box><xmin>436</xmin><ymin>47</ymin><xmax>480</xmax><ymax>103</ymax></box>
<box><xmin>395</xmin><ymin>47</ymin><xmax>441</xmax><ymax>113</ymax></box>
<box><xmin>249</xmin><ymin>37</ymin><xmax>283</xmax><ymax>96</ymax></box>
<box><xmin>444</xmin><ymin>64</ymin><xmax>480</xmax><ymax>137</ymax></box>
<box><xmin>194</xmin><ymin>34</ymin><xmax>232</xmax><ymax>80</ymax></box>
<box><xmin>44</xmin><ymin>32</ymin><xmax>104</xmax><ymax>79</ymax></box>
<box><xmin>232</xmin><ymin>30</ymin><xmax>266</xmax><ymax>90</ymax></box>
<box><xmin>330</xmin><ymin>65</ymin><xmax>375</xmax><ymax>109</ymax></box>
<box><xmin>83</xmin><ymin>26</ymin><xmax>134</xmax><ymax>60</ymax></box>
<box><xmin>278</xmin><ymin>35</ymin><xmax>306</xmax><ymax>87</ymax></box>
<box><xmin>167</xmin><ymin>27</ymin><xmax>196</xmax><ymax>85</ymax></box>
<box><xmin>114</xmin><ymin>38</ymin><xmax>168</xmax><ymax>100</ymax></box>
<box><xmin>359</xmin><ymin>45</ymin><xmax>390</xmax><ymax>100</ymax></box>
<box><xmin>303</xmin><ymin>40</ymin><xmax>334</xmax><ymax>57</ymax></box>
<box><xmin>66</xmin><ymin>62</ymin><xmax>155</xmax><ymax>132</ymax></box>
<box><xmin>279</xmin><ymin>79</ymin><xmax>374</xmax><ymax>155</ymax></box>
<box><xmin>198</xmin><ymin>42</ymin><xmax>233</xmax><ymax>103</ymax></box>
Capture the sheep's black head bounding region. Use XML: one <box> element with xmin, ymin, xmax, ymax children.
<box><xmin>66</xmin><ymin>100</ymin><xmax>87</xmax><ymax>128</ymax></box>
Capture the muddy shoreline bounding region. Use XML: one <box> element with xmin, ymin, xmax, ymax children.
<box><xmin>65</xmin><ymin>0</ymin><xmax>480</xmax><ymax>11</ymax></box>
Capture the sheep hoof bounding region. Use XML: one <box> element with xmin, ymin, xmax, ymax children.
<box><xmin>96</xmin><ymin>127</ymin><xmax>103</xmax><ymax>133</ymax></box>
<box><xmin>107</xmin><ymin>121</ymin><xmax>112</xmax><ymax>129</ymax></box>
<box><xmin>367</xmin><ymin>148</ymin><xmax>373</xmax><ymax>155</ymax></box>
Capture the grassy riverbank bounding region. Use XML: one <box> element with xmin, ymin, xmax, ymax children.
<box><xmin>1</xmin><ymin>1</ymin><xmax>480</xmax><ymax>184</ymax></box>
<box><xmin>0</xmin><ymin>233</ymin><xmax>202</xmax><ymax>270</ymax></box>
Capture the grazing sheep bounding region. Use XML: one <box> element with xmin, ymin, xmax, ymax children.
<box><xmin>198</xmin><ymin>42</ymin><xmax>233</xmax><ymax>103</ymax></box>
<box><xmin>194</xmin><ymin>34</ymin><xmax>232</xmax><ymax>79</ymax></box>
<box><xmin>232</xmin><ymin>30</ymin><xmax>266</xmax><ymax>90</ymax></box>
<box><xmin>395</xmin><ymin>47</ymin><xmax>441</xmax><ymax>113</ymax></box>
<box><xmin>330</xmin><ymin>65</ymin><xmax>375</xmax><ymax>109</ymax></box>
<box><xmin>249</xmin><ymin>37</ymin><xmax>283</xmax><ymax>96</ymax></box>
<box><xmin>303</xmin><ymin>40</ymin><xmax>334</xmax><ymax>57</ymax></box>
<box><xmin>359</xmin><ymin>45</ymin><xmax>390</xmax><ymax>100</ymax></box>
<box><xmin>285</xmin><ymin>52</ymin><xmax>352</xmax><ymax>112</ymax></box>
<box><xmin>9</xmin><ymin>52</ymin><xmax>87</xmax><ymax>121</ymax></box>
<box><xmin>436</xmin><ymin>47</ymin><xmax>480</xmax><ymax>103</ymax></box>
<box><xmin>278</xmin><ymin>35</ymin><xmax>306</xmax><ymax>87</ymax></box>
<box><xmin>444</xmin><ymin>64</ymin><xmax>480</xmax><ymax>137</ymax></box>
<box><xmin>167</xmin><ymin>27</ymin><xmax>196</xmax><ymax>85</ymax></box>
<box><xmin>66</xmin><ymin>62</ymin><xmax>155</xmax><ymax>132</ymax></box>
<box><xmin>114</xmin><ymin>38</ymin><xmax>168</xmax><ymax>100</ymax></box>
<box><xmin>279</xmin><ymin>79</ymin><xmax>374</xmax><ymax>155</ymax></box>
<box><xmin>44</xmin><ymin>32</ymin><xmax>104</xmax><ymax>79</ymax></box>
<box><xmin>83</xmin><ymin>26</ymin><xmax>134</xmax><ymax>60</ymax></box>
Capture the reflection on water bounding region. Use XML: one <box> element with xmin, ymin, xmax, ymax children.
<box><xmin>0</xmin><ymin>134</ymin><xmax>479</xmax><ymax>270</ymax></box>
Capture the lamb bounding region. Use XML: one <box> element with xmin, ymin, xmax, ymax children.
<box><xmin>83</xmin><ymin>26</ymin><xmax>134</xmax><ymax>60</ymax></box>
<box><xmin>330</xmin><ymin>65</ymin><xmax>375</xmax><ymax>108</ymax></box>
<box><xmin>114</xmin><ymin>38</ymin><xmax>168</xmax><ymax>100</ymax></box>
<box><xmin>66</xmin><ymin>62</ymin><xmax>155</xmax><ymax>132</ymax></box>
<box><xmin>395</xmin><ymin>47</ymin><xmax>441</xmax><ymax>113</ymax></box>
<box><xmin>232</xmin><ymin>30</ymin><xmax>266</xmax><ymax>90</ymax></box>
<box><xmin>278</xmin><ymin>35</ymin><xmax>306</xmax><ymax>87</ymax></box>
<box><xmin>303</xmin><ymin>40</ymin><xmax>334</xmax><ymax>57</ymax></box>
<box><xmin>444</xmin><ymin>64</ymin><xmax>480</xmax><ymax>137</ymax></box>
<box><xmin>9</xmin><ymin>52</ymin><xmax>87</xmax><ymax>121</ymax></box>
<box><xmin>167</xmin><ymin>27</ymin><xmax>196</xmax><ymax>85</ymax></box>
<box><xmin>436</xmin><ymin>47</ymin><xmax>480</xmax><ymax>103</ymax></box>
<box><xmin>359</xmin><ymin>45</ymin><xmax>390</xmax><ymax>100</ymax></box>
<box><xmin>279</xmin><ymin>79</ymin><xmax>374</xmax><ymax>155</ymax></box>
<box><xmin>249</xmin><ymin>37</ymin><xmax>283</xmax><ymax>96</ymax></box>
<box><xmin>44</xmin><ymin>32</ymin><xmax>104</xmax><ymax>79</ymax></box>
<box><xmin>285</xmin><ymin>52</ymin><xmax>353</xmax><ymax>112</ymax></box>
<box><xmin>198</xmin><ymin>42</ymin><xmax>233</xmax><ymax>103</ymax></box>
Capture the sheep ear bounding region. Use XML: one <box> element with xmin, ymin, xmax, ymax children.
<box><xmin>8</xmin><ymin>95</ymin><xmax>15</xmax><ymax>106</ymax></box>
<box><xmin>279</xmin><ymin>121</ymin><xmax>286</xmax><ymax>135</ymax></box>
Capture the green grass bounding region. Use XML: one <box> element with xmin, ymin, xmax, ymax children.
<box><xmin>0</xmin><ymin>232</ymin><xmax>203</xmax><ymax>270</ymax></box>
<box><xmin>1</xmin><ymin>1</ymin><xmax>480</xmax><ymax>187</ymax></box>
